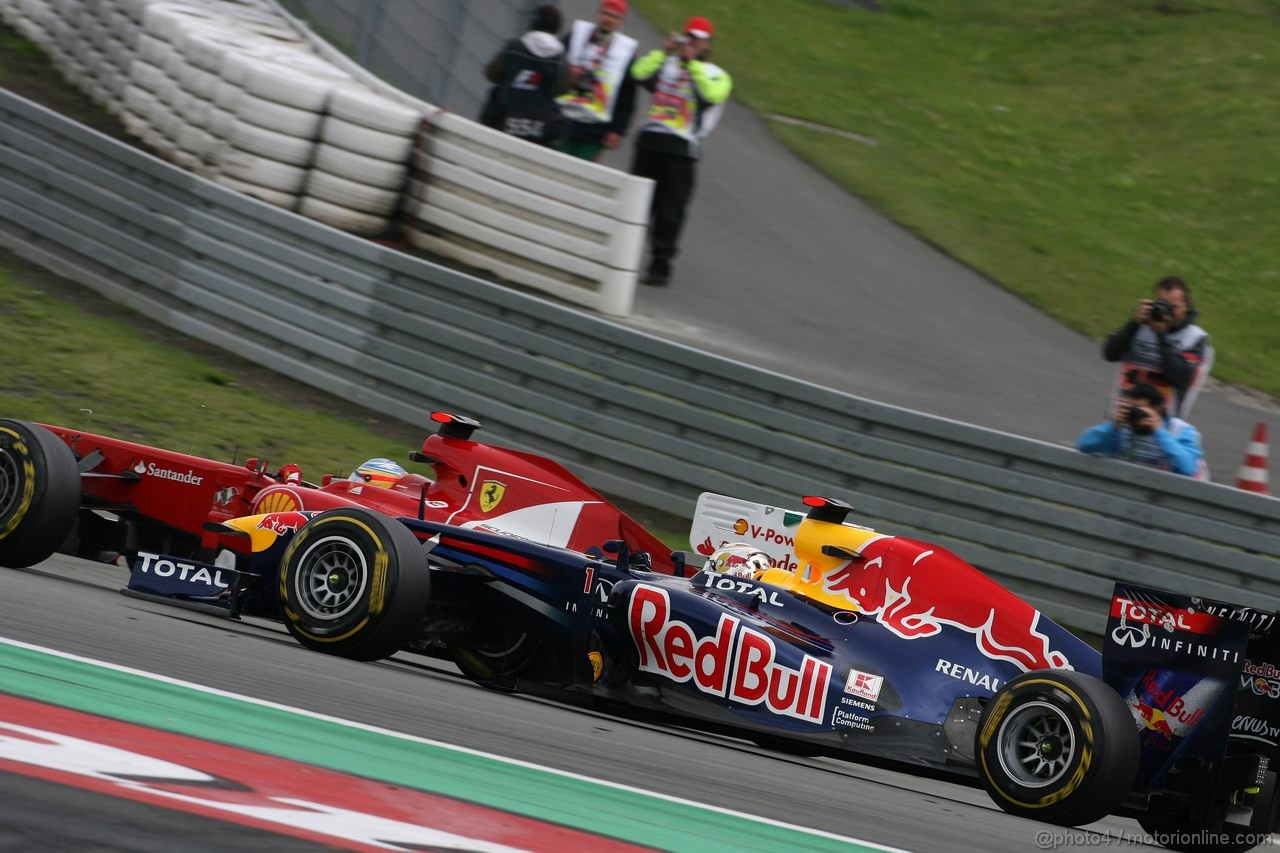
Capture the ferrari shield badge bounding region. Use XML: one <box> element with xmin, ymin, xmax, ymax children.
<box><xmin>479</xmin><ymin>480</ymin><xmax>506</xmax><ymax>513</ymax></box>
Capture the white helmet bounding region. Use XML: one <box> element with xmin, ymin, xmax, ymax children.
<box><xmin>706</xmin><ymin>543</ymin><xmax>772</xmax><ymax>578</ymax></box>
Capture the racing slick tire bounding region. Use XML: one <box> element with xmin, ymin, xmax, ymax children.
<box><xmin>280</xmin><ymin>508</ymin><xmax>430</xmax><ymax>661</ymax></box>
<box><xmin>0</xmin><ymin>420</ymin><xmax>79</xmax><ymax>569</ymax></box>
<box><xmin>976</xmin><ymin>669</ymin><xmax>1139</xmax><ymax>827</ymax></box>
<box><xmin>1137</xmin><ymin>770</ymin><xmax>1279</xmax><ymax>853</ymax></box>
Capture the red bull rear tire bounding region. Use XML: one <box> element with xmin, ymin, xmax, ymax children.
<box><xmin>976</xmin><ymin>669</ymin><xmax>1139</xmax><ymax>826</ymax></box>
<box><xmin>0</xmin><ymin>420</ymin><xmax>79</xmax><ymax>569</ymax></box>
<box><xmin>280</xmin><ymin>508</ymin><xmax>431</xmax><ymax>661</ymax></box>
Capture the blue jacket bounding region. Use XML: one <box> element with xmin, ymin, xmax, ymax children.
<box><xmin>1076</xmin><ymin>418</ymin><xmax>1203</xmax><ymax>477</ymax></box>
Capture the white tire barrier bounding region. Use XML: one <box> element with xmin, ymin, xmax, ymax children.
<box><xmin>297</xmin><ymin>196</ymin><xmax>387</xmax><ymax>237</ymax></box>
<box><xmin>304</xmin><ymin>169</ymin><xmax>398</xmax><ymax>216</ymax></box>
<box><xmin>313</xmin><ymin>144</ymin><xmax>406</xmax><ymax>190</ymax></box>
<box><xmin>19</xmin><ymin>0</ymin><xmax>650</xmax><ymax>314</ymax></box>
<box><xmin>228</xmin><ymin>122</ymin><xmax>313</xmax><ymax>166</ymax></box>
<box><xmin>319</xmin><ymin>115</ymin><xmax>414</xmax><ymax>163</ymax></box>
<box><xmin>219</xmin><ymin>149</ymin><xmax>306</xmax><ymax>194</ymax></box>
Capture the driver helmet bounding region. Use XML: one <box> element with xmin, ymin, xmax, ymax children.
<box><xmin>349</xmin><ymin>457</ymin><xmax>406</xmax><ymax>488</ymax></box>
<box><xmin>706</xmin><ymin>542</ymin><xmax>772</xmax><ymax>578</ymax></box>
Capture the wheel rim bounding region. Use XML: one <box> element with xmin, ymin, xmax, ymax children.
<box><xmin>293</xmin><ymin>535</ymin><xmax>369</xmax><ymax>622</ymax></box>
<box><xmin>0</xmin><ymin>445</ymin><xmax>20</xmax><ymax>523</ymax></box>
<box><xmin>469</xmin><ymin>631</ymin><xmax>531</xmax><ymax>661</ymax></box>
<box><xmin>996</xmin><ymin>701</ymin><xmax>1077</xmax><ymax>788</ymax></box>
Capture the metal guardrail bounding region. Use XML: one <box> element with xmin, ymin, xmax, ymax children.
<box><xmin>1</xmin><ymin>86</ymin><xmax>1278</xmax><ymax>638</ymax></box>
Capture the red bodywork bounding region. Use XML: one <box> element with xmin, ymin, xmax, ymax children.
<box><xmin>42</xmin><ymin>420</ymin><xmax>674</xmax><ymax>571</ymax></box>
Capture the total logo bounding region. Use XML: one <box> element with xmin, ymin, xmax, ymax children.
<box><xmin>628</xmin><ymin>585</ymin><xmax>832</xmax><ymax>724</ymax></box>
<box><xmin>134</xmin><ymin>553</ymin><xmax>230</xmax><ymax>588</ymax></box>
<box><xmin>135</xmin><ymin>461</ymin><xmax>204</xmax><ymax>486</ymax></box>
<box><xmin>1111</xmin><ymin>597</ymin><xmax>1217</xmax><ymax>634</ymax></box>
<box><xmin>697</xmin><ymin>571</ymin><xmax>785</xmax><ymax>607</ymax></box>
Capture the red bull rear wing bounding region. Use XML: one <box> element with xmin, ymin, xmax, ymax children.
<box><xmin>1103</xmin><ymin>583</ymin><xmax>1277</xmax><ymax>790</ymax></box>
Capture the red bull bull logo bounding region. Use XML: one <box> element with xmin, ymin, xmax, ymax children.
<box><xmin>822</xmin><ymin>540</ymin><xmax>1070</xmax><ymax>672</ymax></box>
<box><xmin>1134</xmin><ymin>700</ymin><xmax>1177</xmax><ymax>740</ymax></box>
<box><xmin>255</xmin><ymin>512</ymin><xmax>311</xmax><ymax>535</ymax></box>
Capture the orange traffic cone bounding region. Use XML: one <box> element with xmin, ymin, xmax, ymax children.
<box><xmin>1235</xmin><ymin>422</ymin><xmax>1270</xmax><ymax>495</ymax></box>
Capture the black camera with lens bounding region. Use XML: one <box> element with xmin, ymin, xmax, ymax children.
<box><xmin>1149</xmin><ymin>299</ymin><xmax>1174</xmax><ymax>323</ymax></box>
<box><xmin>1127</xmin><ymin>402</ymin><xmax>1155</xmax><ymax>435</ymax></box>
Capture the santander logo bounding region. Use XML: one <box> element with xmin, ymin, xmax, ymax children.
<box><xmin>628</xmin><ymin>585</ymin><xmax>832</xmax><ymax>724</ymax></box>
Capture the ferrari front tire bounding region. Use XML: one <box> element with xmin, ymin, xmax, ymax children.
<box><xmin>977</xmin><ymin>669</ymin><xmax>1138</xmax><ymax>827</ymax></box>
<box><xmin>280</xmin><ymin>508</ymin><xmax>430</xmax><ymax>661</ymax></box>
<box><xmin>0</xmin><ymin>420</ymin><xmax>79</xmax><ymax>569</ymax></box>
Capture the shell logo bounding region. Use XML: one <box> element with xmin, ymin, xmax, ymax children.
<box><xmin>733</xmin><ymin>518</ymin><xmax>748</xmax><ymax>535</ymax></box>
<box><xmin>256</xmin><ymin>490</ymin><xmax>301</xmax><ymax>513</ymax></box>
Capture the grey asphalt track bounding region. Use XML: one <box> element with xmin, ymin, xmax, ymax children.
<box><xmin>0</xmin><ymin>555</ymin><xmax>1173</xmax><ymax>852</ymax></box>
<box><xmin>556</xmin><ymin>0</ymin><xmax>1279</xmax><ymax>481</ymax></box>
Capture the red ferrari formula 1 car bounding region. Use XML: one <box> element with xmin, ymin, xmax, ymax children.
<box><xmin>0</xmin><ymin>413</ymin><xmax>668</xmax><ymax>567</ymax></box>
<box><xmin>3</xmin><ymin>415</ymin><xmax>1279</xmax><ymax>850</ymax></box>
<box><xmin>0</xmin><ymin>413</ymin><xmax>671</xmax><ymax>667</ymax></box>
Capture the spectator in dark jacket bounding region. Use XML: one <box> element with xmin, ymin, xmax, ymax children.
<box><xmin>479</xmin><ymin>6</ymin><xmax>568</xmax><ymax>147</ymax></box>
<box><xmin>556</xmin><ymin>0</ymin><xmax>639</xmax><ymax>162</ymax></box>
<box><xmin>1103</xmin><ymin>276</ymin><xmax>1213</xmax><ymax>418</ymax></box>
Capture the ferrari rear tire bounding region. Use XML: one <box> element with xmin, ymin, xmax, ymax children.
<box><xmin>0</xmin><ymin>420</ymin><xmax>80</xmax><ymax>568</ymax></box>
<box><xmin>976</xmin><ymin>669</ymin><xmax>1138</xmax><ymax>827</ymax></box>
<box><xmin>280</xmin><ymin>508</ymin><xmax>430</xmax><ymax>661</ymax></box>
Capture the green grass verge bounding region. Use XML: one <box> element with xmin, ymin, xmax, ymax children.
<box><xmin>0</xmin><ymin>254</ymin><xmax>691</xmax><ymax>547</ymax></box>
<box><xmin>0</xmin><ymin>258</ymin><xmax>416</xmax><ymax>477</ymax></box>
<box><xmin>634</xmin><ymin>0</ymin><xmax>1280</xmax><ymax>396</ymax></box>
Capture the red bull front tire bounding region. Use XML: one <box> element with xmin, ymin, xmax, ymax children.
<box><xmin>0</xmin><ymin>419</ymin><xmax>79</xmax><ymax>569</ymax></box>
<box><xmin>280</xmin><ymin>508</ymin><xmax>431</xmax><ymax>661</ymax></box>
<box><xmin>976</xmin><ymin>669</ymin><xmax>1139</xmax><ymax>826</ymax></box>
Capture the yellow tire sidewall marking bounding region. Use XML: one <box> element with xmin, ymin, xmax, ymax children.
<box><xmin>281</xmin><ymin>515</ymin><xmax>391</xmax><ymax>643</ymax></box>
<box><xmin>977</xmin><ymin>678</ymin><xmax>1095</xmax><ymax>810</ymax></box>
<box><xmin>0</xmin><ymin>427</ymin><xmax>36</xmax><ymax>540</ymax></box>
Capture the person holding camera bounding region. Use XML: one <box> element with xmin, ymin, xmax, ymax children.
<box><xmin>1077</xmin><ymin>383</ymin><xmax>1205</xmax><ymax>478</ymax></box>
<box><xmin>556</xmin><ymin>0</ymin><xmax>638</xmax><ymax>162</ymax></box>
<box><xmin>630</xmin><ymin>16</ymin><xmax>732</xmax><ymax>286</ymax></box>
<box><xmin>478</xmin><ymin>5</ymin><xmax>569</xmax><ymax>147</ymax></box>
<box><xmin>1103</xmin><ymin>276</ymin><xmax>1213</xmax><ymax>419</ymax></box>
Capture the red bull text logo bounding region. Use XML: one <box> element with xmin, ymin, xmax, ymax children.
<box><xmin>628</xmin><ymin>585</ymin><xmax>831</xmax><ymax>723</ymax></box>
<box><xmin>1133</xmin><ymin>670</ymin><xmax>1205</xmax><ymax>740</ymax></box>
<box><xmin>1243</xmin><ymin>660</ymin><xmax>1280</xmax><ymax>699</ymax></box>
<box><xmin>823</xmin><ymin>546</ymin><xmax>1070</xmax><ymax>672</ymax></box>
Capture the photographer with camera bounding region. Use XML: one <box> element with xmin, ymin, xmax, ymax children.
<box><xmin>1103</xmin><ymin>276</ymin><xmax>1213</xmax><ymax>419</ymax></box>
<box><xmin>1077</xmin><ymin>383</ymin><xmax>1205</xmax><ymax>478</ymax></box>
<box><xmin>556</xmin><ymin>0</ymin><xmax>638</xmax><ymax>162</ymax></box>
<box><xmin>630</xmin><ymin>16</ymin><xmax>732</xmax><ymax>286</ymax></box>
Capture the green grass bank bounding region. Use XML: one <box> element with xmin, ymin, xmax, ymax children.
<box><xmin>636</xmin><ymin>0</ymin><xmax>1280</xmax><ymax>396</ymax></box>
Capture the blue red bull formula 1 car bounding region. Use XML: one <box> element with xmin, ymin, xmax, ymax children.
<box><xmin>2</xmin><ymin>414</ymin><xmax>1278</xmax><ymax>851</ymax></box>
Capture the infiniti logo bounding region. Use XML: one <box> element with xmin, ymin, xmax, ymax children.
<box><xmin>1111</xmin><ymin>622</ymin><xmax>1152</xmax><ymax>648</ymax></box>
